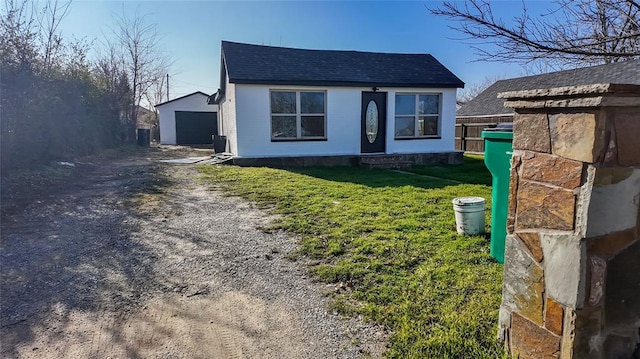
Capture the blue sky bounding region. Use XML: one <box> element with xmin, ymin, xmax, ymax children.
<box><xmin>59</xmin><ymin>0</ymin><xmax>553</xmax><ymax>101</ymax></box>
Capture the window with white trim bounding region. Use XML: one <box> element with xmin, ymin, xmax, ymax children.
<box><xmin>394</xmin><ymin>93</ymin><xmax>441</xmax><ymax>138</ymax></box>
<box><xmin>270</xmin><ymin>90</ymin><xmax>326</xmax><ymax>140</ymax></box>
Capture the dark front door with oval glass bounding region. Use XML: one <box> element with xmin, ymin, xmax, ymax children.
<box><xmin>361</xmin><ymin>91</ymin><xmax>387</xmax><ymax>153</ymax></box>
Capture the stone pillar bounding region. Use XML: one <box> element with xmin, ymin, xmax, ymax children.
<box><xmin>497</xmin><ymin>83</ymin><xmax>640</xmax><ymax>359</ymax></box>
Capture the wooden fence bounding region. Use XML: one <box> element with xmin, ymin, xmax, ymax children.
<box><xmin>454</xmin><ymin>122</ymin><xmax>497</xmax><ymax>154</ymax></box>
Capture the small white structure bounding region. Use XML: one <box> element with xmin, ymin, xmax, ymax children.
<box><xmin>211</xmin><ymin>41</ymin><xmax>465</xmax><ymax>165</ymax></box>
<box><xmin>156</xmin><ymin>91</ymin><xmax>218</xmax><ymax>145</ymax></box>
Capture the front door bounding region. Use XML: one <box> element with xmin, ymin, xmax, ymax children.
<box><xmin>361</xmin><ymin>91</ymin><xmax>387</xmax><ymax>153</ymax></box>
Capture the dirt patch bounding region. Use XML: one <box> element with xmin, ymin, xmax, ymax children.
<box><xmin>0</xmin><ymin>146</ymin><xmax>386</xmax><ymax>358</ymax></box>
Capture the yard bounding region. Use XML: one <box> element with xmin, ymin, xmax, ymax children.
<box><xmin>198</xmin><ymin>155</ymin><xmax>504</xmax><ymax>358</ymax></box>
<box><xmin>1</xmin><ymin>147</ymin><xmax>389</xmax><ymax>358</ymax></box>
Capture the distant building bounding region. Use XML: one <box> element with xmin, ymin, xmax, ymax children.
<box><xmin>155</xmin><ymin>92</ymin><xmax>218</xmax><ymax>145</ymax></box>
<box><xmin>455</xmin><ymin>60</ymin><xmax>640</xmax><ymax>153</ymax></box>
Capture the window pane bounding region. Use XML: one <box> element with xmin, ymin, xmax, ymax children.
<box><xmin>418</xmin><ymin>95</ymin><xmax>439</xmax><ymax>114</ymax></box>
<box><xmin>300</xmin><ymin>92</ymin><xmax>324</xmax><ymax>114</ymax></box>
<box><xmin>419</xmin><ymin>116</ymin><xmax>438</xmax><ymax>136</ymax></box>
<box><xmin>395</xmin><ymin>95</ymin><xmax>415</xmax><ymax>115</ymax></box>
<box><xmin>395</xmin><ymin>116</ymin><xmax>415</xmax><ymax>137</ymax></box>
<box><xmin>271</xmin><ymin>92</ymin><xmax>296</xmax><ymax>114</ymax></box>
<box><xmin>301</xmin><ymin>116</ymin><xmax>325</xmax><ymax>137</ymax></box>
<box><xmin>272</xmin><ymin>116</ymin><xmax>297</xmax><ymax>138</ymax></box>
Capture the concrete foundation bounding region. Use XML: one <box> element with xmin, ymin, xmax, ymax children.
<box><xmin>231</xmin><ymin>151</ymin><xmax>463</xmax><ymax>168</ymax></box>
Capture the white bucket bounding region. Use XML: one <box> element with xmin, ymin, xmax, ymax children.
<box><xmin>452</xmin><ymin>197</ymin><xmax>486</xmax><ymax>235</ymax></box>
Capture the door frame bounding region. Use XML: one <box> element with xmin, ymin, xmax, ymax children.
<box><xmin>360</xmin><ymin>91</ymin><xmax>387</xmax><ymax>154</ymax></box>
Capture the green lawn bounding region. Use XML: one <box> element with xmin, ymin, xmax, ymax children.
<box><xmin>408</xmin><ymin>154</ymin><xmax>492</xmax><ymax>186</ymax></box>
<box><xmin>198</xmin><ymin>156</ymin><xmax>503</xmax><ymax>358</ymax></box>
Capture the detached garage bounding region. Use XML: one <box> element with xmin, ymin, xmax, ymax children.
<box><xmin>156</xmin><ymin>91</ymin><xmax>218</xmax><ymax>145</ymax></box>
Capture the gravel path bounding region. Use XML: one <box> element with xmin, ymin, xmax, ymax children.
<box><xmin>0</xmin><ymin>147</ymin><xmax>386</xmax><ymax>358</ymax></box>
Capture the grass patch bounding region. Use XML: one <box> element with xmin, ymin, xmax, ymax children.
<box><xmin>126</xmin><ymin>192</ymin><xmax>163</xmax><ymax>214</ymax></box>
<box><xmin>126</xmin><ymin>162</ymin><xmax>174</xmax><ymax>216</ymax></box>
<box><xmin>409</xmin><ymin>155</ymin><xmax>492</xmax><ymax>185</ymax></box>
<box><xmin>198</xmin><ymin>157</ymin><xmax>503</xmax><ymax>358</ymax></box>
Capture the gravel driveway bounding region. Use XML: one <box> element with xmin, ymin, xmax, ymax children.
<box><xmin>0</xmin><ymin>147</ymin><xmax>386</xmax><ymax>358</ymax></box>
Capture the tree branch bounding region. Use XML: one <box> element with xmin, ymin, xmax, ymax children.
<box><xmin>430</xmin><ymin>0</ymin><xmax>640</xmax><ymax>68</ymax></box>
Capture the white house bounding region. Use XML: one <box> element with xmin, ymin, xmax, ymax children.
<box><xmin>156</xmin><ymin>91</ymin><xmax>218</xmax><ymax>145</ymax></box>
<box><xmin>210</xmin><ymin>41</ymin><xmax>465</xmax><ymax>166</ymax></box>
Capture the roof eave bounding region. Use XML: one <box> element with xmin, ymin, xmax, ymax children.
<box><xmin>229</xmin><ymin>78</ymin><xmax>464</xmax><ymax>88</ymax></box>
<box><xmin>155</xmin><ymin>91</ymin><xmax>210</xmax><ymax>108</ymax></box>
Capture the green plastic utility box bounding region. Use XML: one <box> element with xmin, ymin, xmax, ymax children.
<box><xmin>481</xmin><ymin>123</ymin><xmax>513</xmax><ymax>264</ymax></box>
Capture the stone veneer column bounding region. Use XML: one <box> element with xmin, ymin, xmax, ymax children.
<box><xmin>497</xmin><ymin>83</ymin><xmax>640</xmax><ymax>359</ymax></box>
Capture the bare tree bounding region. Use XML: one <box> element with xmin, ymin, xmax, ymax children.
<box><xmin>94</xmin><ymin>43</ymin><xmax>124</xmax><ymax>95</ymax></box>
<box><xmin>35</xmin><ymin>0</ymin><xmax>71</xmax><ymax>74</ymax></box>
<box><xmin>144</xmin><ymin>72</ymin><xmax>166</xmax><ymax>110</ymax></box>
<box><xmin>0</xmin><ymin>0</ymin><xmax>39</xmax><ymax>70</ymax></box>
<box><xmin>1</xmin><ymin>0</ymin><xmax>136</xmax><ymax>170</ymax></box>
<box><xmin>431</xmin><ymin>0</ymin><xmax>640</xmax><ymax>69</ymax></box>
<box><xmin>457</xmin><ymin>74</ymin><xmax>506</xmax><ymax>105</ymax></box>
<box><xmin>110</xmin><ymin>8</ymin><xmax>171</xmax><ymax>141</ymax></box>
<box><xmin>94</xmin><ymin>42</ymin><xmax>132</xmax><ymax>126</ymax></box>
<box><xmin>143</xmin><ymin>73</ymin><xmax>167</xmax><ymax>141</ymax></box>
<box><xmin>1</xmin><ymin>0</ymin><xmax>75</xmax><ymax>74</ymax></box>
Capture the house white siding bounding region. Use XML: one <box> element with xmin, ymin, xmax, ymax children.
<box><xmin>219</xmin><ymin>77</ymin><xmax>238</xmax><ymax>154</ymax></box>
<box><xmin>234</xmin><ymin>85</ymin><xmax>360</xmax><ymax>157</ymax></box>
<box><xmin>231</xmin><ymin>84</ymin><xmax>457</xmax><ymax>157</ymax></box>
<box><xmin>385</xmin><ymin>88</ymin><xmax>457</xmax><ymax>154</ymax></box>
<box><xmin>157</xmin><ymin>93</ymin><xmax>217</xmax><ymax>145</ymax></box>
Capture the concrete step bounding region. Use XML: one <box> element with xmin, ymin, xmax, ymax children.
<box><xmin>359</xmin><ymin>155</ymin><xmax>413</xmax><ymax>169</ymax></box>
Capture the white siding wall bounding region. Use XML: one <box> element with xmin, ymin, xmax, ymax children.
<box><xmin>157</xmin><ymin>93</ymin><xmax>217</xmax><ymax>145</ymax></box>
<box><xmin>235</xmin><ymin>85</ymin><xmax>360</xmax><ymax>157</ymax></box>
<box><xmin>219</xmin><ymin>78</ymin><xmax>238</xmax><ymax>154</ymax></box>
<box><xmin>232</xmin><ymin>84</ymin><xmax>458</xmax><ymax>157</ymax></box>
<box><xmin>386</xmin><ymin>87</ymin><xmax>457</xmax><ymax>154</ymax></box>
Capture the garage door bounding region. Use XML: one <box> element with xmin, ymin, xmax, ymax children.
<box><xmin>175</xmin><ymin>111</ymin><xmax>218</xmax><ymax>145</ymax></box>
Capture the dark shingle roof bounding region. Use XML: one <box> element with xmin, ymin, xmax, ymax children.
<box><xmin>221</xmin><ymin>41</ymin><xmax>464</xmax><ymax>88</ymax></box>
<box><xmin>457</xmin><ymin>60</ymin><xmax>640</xmax><ymax>117</ymax></box>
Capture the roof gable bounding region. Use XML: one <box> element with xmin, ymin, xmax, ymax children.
<box><xmin>221</xmin><ymin>41</ymin><xmax>464</xmax><ymax>88</ymax></box>
<box><xmin>155</xmin><ymin>91</ymin><xmax>210</xmax><ymax>108</ymax></box>
<box><xmin>457</xmin><ymin>60</ymin><xmax>640</xmax><ymax>117</ymax></box>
